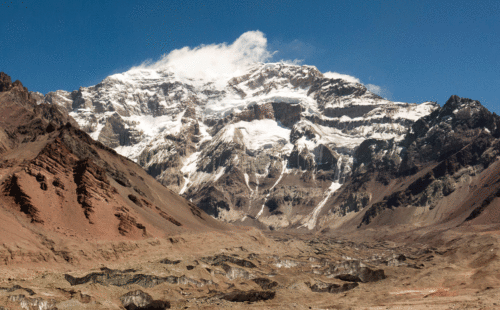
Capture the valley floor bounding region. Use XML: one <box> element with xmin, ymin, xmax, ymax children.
<box><xmin>0</xmin><ymin>226</ymin><xmax>499</xmax><ymax>309</ymax></box>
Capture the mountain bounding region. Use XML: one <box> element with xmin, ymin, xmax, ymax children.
<box><xmin>0</xmin><ymin>72</ymin><xmax>228</xmax><ymax>263</ymax></box>
<box><xmin>36</xmin><ymin>63</ymin><xmax>438</xmax><ymax>230</ymax></box>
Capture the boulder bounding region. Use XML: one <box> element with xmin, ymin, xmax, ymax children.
<box><xmin>329</xmin><ymin>260</ymin><xmax>385</xmax><ymax>283</ymax></box>
<box><xmin>120</xmin><ymin>290</ymin><xmax>170</xmax><ymax>310</ymax></box>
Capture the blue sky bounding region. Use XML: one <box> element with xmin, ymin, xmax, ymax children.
<box><xmin>1</xmin><ymin>0</ymin><xmax>499</xmax><ymax>112</ymax></box>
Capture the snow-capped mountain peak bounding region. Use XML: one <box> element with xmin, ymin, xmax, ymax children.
<box><xmin>36</xmin><ymin>62</ymin><xmax>438</xmax><ymax>229</ymax></box>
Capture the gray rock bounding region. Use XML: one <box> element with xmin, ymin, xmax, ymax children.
<box><xmin>328</xmin><ymin>260</ymin><xmax>386</xmax><ymax>283</ymax></box>
<box><xmin>120</xmin><ymin>290</ymin><xmax>170</xmax><ymax>309</ymax></box>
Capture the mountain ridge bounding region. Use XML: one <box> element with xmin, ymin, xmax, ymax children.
<box><xmin>317</xmin><ymin>94</ymin><xmax>500</xmax><ymax>233</ymax></box>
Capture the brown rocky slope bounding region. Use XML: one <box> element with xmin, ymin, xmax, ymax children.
<box><xmin>0</xmin><ymin>72</ymin><xmax>234</xmax><ymax>264</ymax></box>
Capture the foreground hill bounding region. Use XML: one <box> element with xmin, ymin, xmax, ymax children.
<box><xmin>0</xmin><ymin>72</ymin><xmax>230</xmax><ymax>264</ymax></box>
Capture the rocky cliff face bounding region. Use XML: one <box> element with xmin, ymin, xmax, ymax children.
<box><xmin>35</xmin><ymin>63</ymin><xmax>438</xmax><ymax>229</ymax></box>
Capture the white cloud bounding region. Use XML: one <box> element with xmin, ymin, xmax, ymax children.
<box><xmin>269</xmin><ymin>39</ymin><xmax>317</xmax><ymax>64</ymax></box>
<box><xmin>278</xmin><ymin>58</ymin><xmax>304</xmax><ymax>65</ymax></box>
<box><xmin>367</xmin><ymin>84</ymin><xmax>391</xmax><ymax>99</ymax></box>
<box><xmin>133</xmin><ymin>31</ymin><xmax>274</xmax><ymax>87</ymax></box>
<box><xmin>130</xmin><ymin>30</ymin><xmax>391</xmax><ymax>98</ymax></box>
<box><xmin>323</xmin><ymin>72</ymin><xmax>361</xmax><ymax>84</ymax></box>
<box><xmin>366</xmin><ymin>84</ymin><xmax>382</xmax><ymax>95</ymax></box>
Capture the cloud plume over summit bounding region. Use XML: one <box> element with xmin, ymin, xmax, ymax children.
<box><xmin>323</xmin><ymin>72</ymin><xmax>361</xmax><ymax>84</ymax></box>
<box><xmin>130</xmin><ymin>30</ymin><xmax>387</xmax><ymax>97</ymax></box>
<box><xmin>134</xmin><ymin>31</ymin><xmax>274</xmax><ymax>87</ymax></box>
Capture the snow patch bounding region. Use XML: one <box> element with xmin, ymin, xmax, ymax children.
<box><xmin>179</xmin><ymin>151</ymin><xmax>201</xmax><ymax>195</ymax></box>
<box><xmin>213</xmin><ymin>166</ymin><xmax>226</xmax><ymax>182</ymax></box>
<box><xmin>244</xmin><ymin>173</ymin><xmax>254</xmax><ymax>195</ymax></box>
<box><xmin>235</xmin><ymin>119</ymin><xmax>290</xmax><ymax>150</ymax></box>
<box><xmin>302</xmin><ymin>181</ymin><xmax>342</xmax><ymax>230</ymax></box>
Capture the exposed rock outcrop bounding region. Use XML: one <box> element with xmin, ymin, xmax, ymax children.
<box><xmin>307</xmin><ymin>281</ymin><xmax>359</xmax><ymax>293</ymax></box>
<box><xmin>219</xmin><ymin>290</ymin><xmax>275</xmax><ymax>303</ymax></box>
<box><xmin>327</xmin><ymin>260</ymin><xmax>386</xmax><ymax>283</ymax></box>
<box><xmin>65</xmin><ymin>267</ymin><xmax>207</xmax><ymax>288</ymax></box>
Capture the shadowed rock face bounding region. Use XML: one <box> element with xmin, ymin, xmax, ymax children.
<box><xmin>4</xmin><ymin>174</ymin><xmax>43</xmax><ymax>223</ymax></box>
<box><xmin>271</xmin><ymin>101</ymin><xmax>303</xmax><ymax>127</ymax></box>
<box><xmin>252</xmin><ymin>278</ymin><xmax>279</xmax><ymax>290</ymax></box>
<box><xmin>399</xmin><ymin>95</ymin><xmax>500</xmax><ymax>175</ymax></box>
<box><xmin>201</xmin><ymin>254</ymin><xmax>257</xmax><ymax>268</ymax></box>
<box><xmin>308</xmin><ymin>281</ymin><xmax>359</xmax><ymax>293</ymax></box>
<box><xmin>72</xmin><ymin>158</ymin><xmax>112</xmax><ymax>222</ymax></box>
<box><xmin>64</xmin><ymin>268</ymin><xmax>209</xmax><ymax>288</ymax></box>
<box><xmin>328</xmin><ymin>260</ymin><xmax>386</xmax><ymax>283</ymax></box>
<box><xmin>159</xmin><ymin>259</ymin><xmax>181</xmax><ymax>265</ymax></box>
<box><xmin>220</xmin><ymin>290</ymin><xmax>276</xmax><ymax>303</ymax></box>
<box><xmin>0</xmin><ymin>285</ymin><xmax>35</xmax><ymax>296</ymax></box>
<box><xmin>98</xmin><ymin>113</ymin><xmax>142</xmax><ymax>148</ymax></box>
<box><xmin>0</xmin><ymin>72</ymin><xmax>13</xmax><ymax>92</ymax></box>
<box><xmin>323</xmin><ymin>105</ymin><xmax>379</xmax><ymax>118</ymax></box>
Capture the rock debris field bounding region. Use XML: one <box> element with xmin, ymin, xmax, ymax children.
<box><xmin>0</xmin><ymin>228</ymin><xmax>499</xmax><ymax>309</ymax></box>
